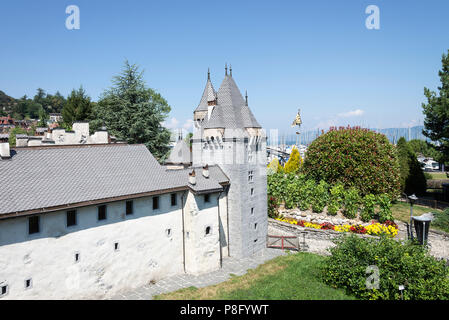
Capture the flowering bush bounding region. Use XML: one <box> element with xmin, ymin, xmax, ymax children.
<box><xmin>302</xmin><ymin>126</ymin><xmax>401</xmax><ymax>199</ymax></box>
<box><xmin>275</xmin><ymin>218</ymin><xmax>398</xmax><ymax>237</ymax></box>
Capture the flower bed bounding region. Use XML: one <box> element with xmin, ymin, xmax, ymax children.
<box><xmin>275</xmin><ymin>217</ymin><xmax>398</xmax><ymax>237</ymax></box>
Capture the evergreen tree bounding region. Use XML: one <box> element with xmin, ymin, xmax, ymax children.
<box><xmin>397</xmin><ymin>137</ymin><xmax>427</xmax><ymax>196</ymax></box>
<box><xmin>284</xmin><ymin>146</ymin><xmax>302</xmax><ymax>173</ymax></box>
<box><xmin>90</xmin><ymin>60</ymin><xmax>171</xmax><ymax>160</ymax></box>
<box><xmin>422</xmin><ymin>50</ymin><xmax>449</xmax><ymax>163</ymax></box>
<box><xmin>62</xmin><ymin>86</ymin><xmax>93</xmax><ymax>127</ymax></box>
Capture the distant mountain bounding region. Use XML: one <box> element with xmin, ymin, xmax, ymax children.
<box><xmin>276</xmin><ymin>126</ymin><xmax>429</xmax><ymax>146</ymax></box>
<box><xmin>0</xmin><ymin>90</ymin><xmax>17</xmax><ymax>112</ymax></box>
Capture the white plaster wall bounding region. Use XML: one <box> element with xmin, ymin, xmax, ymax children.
<box><xmin>0</xmin><ymin>193</ymin><xmax>187</xmax><ymax>300</ymax></box>
<box><xmin>184</xmin><ymin>192</ymin><xmax>221</xmax><ymax>275</ymax></box>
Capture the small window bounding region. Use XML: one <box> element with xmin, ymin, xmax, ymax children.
<box><xmin>248</xmin><ymin>170</ymin><xmax>254</xmax><ymax>182</ymax></box>
<box><xmin>251</xmin><ymin>207</ymin><xmax>254</xmax><ymax>215</ymax></box>
<box><xmin>153</xmin><ymin>196</ymin><xmax>159</xmax><ymax>210</ymax></box>
<box><xmin>171</xmin><ymin>193</ymin><xmax>177</xmax><ymax>206</ymax></box>
<box><xmin>25</xmin><ymin>278</ymin><xmax>32</xmax><ymax>289</ymax></box>
<box><xmin>66</xmin><ymin>210</ymin><xmax>77</xmax><ymax>227</ymax></box>
<box><xmin>254</xmin><ymin>223</ymin><xmax>258</xmax><ymax>230</ymax></box>
<box><xmin>28</xmin><ymin>216</ymin><xmax>40</xmax><ymax>234</ymax></box>
<box><xmin>98</xmin><ymin>205</ymin><xmax>107</xmax><ymax>220</ymax></box>
<box><xmin>251</xmin><ymin>188</ymin><xmax>254</xmax><ymax>196</ymax></box>
<box><xmin>126</xmin><ymin>201</ymin><xmax>133</xmax><ymax>215</ymax></box>
<box><xmin>205</xmin><ymin>226</ymin><xmax>211</xmax><ymax>235</ymax></box>
<box><xmin>204</xmin><ymin>194</ymin><xmax>210</xmax><ymax>203</ymax></box>
<box><xmin>114</xmin><ymin>242</ymin><xmax>119</xmax><ymax>251</ymax></box>
<box><xmin>166</xmin><ymin>229</ymin><xmax>172</xmax><ymax>237</ymax></box>
<box><xmin>74</xmin><ymin>252</ymin><xmax>80</xmax><ymax>263</ymax></box>
<box><xmin>0</xmin><ymin>285</ymin><xmax>8</xmax><ymax>297</ymax></box>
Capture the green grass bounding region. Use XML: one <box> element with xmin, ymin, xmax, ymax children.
<box><xmin>426</xmin><ymin>172</ymin><xmax>448</xmax><ymax>180</ymax></box>
<box><xmin>154</xmin><ymin>252</ymin><xmax>355</xmax><ymax>300</ymax></box>
<box><xmin>391</xmin><ymin>202</ymin><xmax>449</xmax><ymax>233</ymax></box>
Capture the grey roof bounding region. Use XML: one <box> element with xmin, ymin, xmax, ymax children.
<box><xmin>166</xmin><ymin>139</ymin><xmax>191</xmax><ymax>164</ymax></box>
<box><xmin>203</xmin><ymin>75</ymin><xmax>261</xmax><ymax>129</ymax></box>
<box><xmin>165</xmin><ymin>165</ymin><xmax>229</xmax><ymax>194</ymax></box>
<box><xmin>0</xmin><ymin>144</ymin><xmax>228</xmax><ymax>216</ymax></box>
<box><xmin>195</xmin><ymin>78</ymin><xmax>216</xmax><ymax>112</ymax></box>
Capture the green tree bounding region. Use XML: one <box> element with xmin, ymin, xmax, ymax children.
<box><xmin>397</xmin><ymin>137</ymin><xmax>427</xmax><ymax>196</ymax></box>
<box><xmin>422</xmin><ymin>50</ymin><xmax>449</xmax><ymax>163</ymax></box>
<box><xmin>184</xmin><ymin>132</ymin><xmax>193</xmax><ymax>148</ymax></box>
<box><xmin>90</xmin><ymin>60</ymin><xmax>171</xmax><ymax>160</ymax></box>
<box><xmin>62</xmin><ymin>86</ymin><xmax>93</xmax><ymax>127</ymax></box>
<box><xmin>37</xmin><ymin>108</ymin><xmax>49</xmax><ymax>127</ymax></box>
<box><xmin>8</xmin><ymin>127</ymin><xmax>27</xmax><ymax>147</ymax></box>
<box><xmin>284</xmin><ymin>146</ymin><xmax>301</xmax><ymax>173</ymax></box>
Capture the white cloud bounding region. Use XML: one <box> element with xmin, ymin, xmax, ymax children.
<box><xmin>162</xmin><ymin>117</ymin><xmax>179</xmax><ymax>129</ymax></box>
<box><xmin>337</xmin><ymin>109</ymin><xmax>364</xmax><ymax>118</ymax></box>
<box><xmin>183</xmin><ymin>119</ymin><xmax>194</xmax><ymax>131</ymax></box>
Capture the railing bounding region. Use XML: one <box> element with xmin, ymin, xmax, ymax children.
<box><xmin>266</xmin><ymin>235</ymin><xmax>299</xmax><ymax>251</ymax></box>
<box><xmin>398</xmin><ymin>197</ymin><xmax>449</xmax><ymax>210</ymax></box>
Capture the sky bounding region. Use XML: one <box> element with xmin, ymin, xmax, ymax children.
<box><xmin>1</xmin><ymin>0</ymin><xmax>449</xmax><ymax>136</ymax></box>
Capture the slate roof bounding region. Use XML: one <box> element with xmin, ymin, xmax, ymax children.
<box><xmin>0</xmin><ymin>144</ymin><xmax>228</xmax><ymax>216</ymax></box>
<box><xmin>166</xmin><ymin>139</ymin><xmax>191</xmax><ymax>164</ymax></box>
<box><xmin>203</xmin><ymin>75</ymin><xmax>261</xmax><ymax>129</ymax></box>
<box><xmin>195</xmin><ymin>78</ymin><xmax>217</xmax><ymax>112</ymax></box>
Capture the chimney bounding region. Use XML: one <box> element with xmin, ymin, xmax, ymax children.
<box><xmin>0</xmin><ymin>137</ymin><xmax>11</xmax><ymax>158</ymax></box>
<box><xmin>202</xmin><ymin>164</ymin><xmax>209</xmax><ymax>178</ymax></box>
<box><xmin>188</xmin><ymin>169</ymin><xmax>196</xmax><ymax>185</ymax></box>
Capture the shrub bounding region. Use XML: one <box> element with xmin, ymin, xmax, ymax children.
<box><xmin>377</xmin><ymin>194</ymin><xmax>393</xmax><ymax>223</ymax></box>
<box><xmin>284</xmin><ymin>146</ymin><xmax>302</xmax><ymax>173</ymax></box>
<box><xmin>323</xmin><ymin>235</ymin><xmax>449</xmax><ymax>300</ymax></box>
<box><xmin>327</xmin><ymin>183</ymin><xmax>345</xmax><ymax>216</ymax></box>
<box><xmin>298</xmin><ymin>179</ymin><xmax>315</xmax><ymax>211</ymax></box>
<box><xmin>268</xmin><ymin>196</ymin><xmax>278</xmax><ymax>218</ymax></box>
<box><xmin>285</xmin><ymin>178</ymin><xmax>302</xmax><ymax>209</ymax></box>
<box><xmin>343</xmin><ymin>187</ymin><xmax>360</xmax><ymax>219</ymax></box>
<box><xmin>360</xmin><ymin>194</ymin><xmax>376</xmax><ymax>222</ymax></box>
<box><xmin>302</xmin><ymin>126</ymin><xmax>401</xmax><ymax>199</ymax></box>
<box><xmin>267</xmin><ymin>158</ymin><xmax>282</xmax><ymax>175</ymax></box>
<box><xmin>311</xmin><ymin>180</ymin><xmax>329</xmax><ymax>213</ymax></box>
<box><xmin>267</xmin><ymin>173</ymin><xmax>288</xmax><ymax>204</ymax></box>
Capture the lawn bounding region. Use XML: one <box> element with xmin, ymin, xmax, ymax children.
<box><xmin>154</xmin><ymin>252</ymin><xmax>354</xmax><ymax>300</ymax></box>
<box><xmin>426</xmin><ymin>172</ymin><xmax>448</xmax><ymax>180</ymax></box>
<box><xmin>391</xmin><ymin>202</ymin><xmax>449</xmax><ymax>233</ymax></box>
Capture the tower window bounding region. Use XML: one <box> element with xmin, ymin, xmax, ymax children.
<box><xmin>75</xmin><ymin>252</ymin><xmax>80</xmax><ymax>263</ymax></box>
<box><xmin>251</xmin><ymin>207</ymin><xmax>254</xmax><ymax>215</ymax></box>
<box><xmin>126</xmin><ymin>201</ymin><xmax>133</xmax><ymax>215</ymax></box>
<box><xmin>171</xmin><ymin>193</ymin><xmax>177</xmax><ymax>206</ymax></box>
<box><xmin>251</xmin><ymin>188</ymin><xmax>254</xmax><ymax>196</ymax></box>
<box><xmin>248</xmin><ymin>170</ymin><xmax>254</xmax><ymax>182</ymax></box>
<box><xmin>25</xmin><ymin>278</ymin><xmax>32</xmax><ymax>289</ymax></box>
<box><xmin>0</xmin><ymin>285</ymin><xmax>8</xmax><ymax>297</ymax></box>
<box><xmin>28</xmin><ymin>216</ymin><xmax>40</xmax><ymax>234</ymax></box>
<box><xmin>205</xmin><ymin>226</ymin><xmax>211</xmax><ymax>235</ymax></box>
<box><xmin>98</xmin><ymin>205</ymin><xmax>107</xmax><ymax>221</ymax></box>
<box><xmin>67</xmin><ymin>210</ymin><xmax>77</xmax><ymax>227</ymax></box>
<box><xmin>153</xmin><ymin>196</ymin><xmax>159</xmax><ymax>210</ymax></box>
<box><xmin>204</xmin><ymin>194</ymin><xmax>210</xmax><ymax>203</ymax></box>
<box><xmin>114</xmin><ymin>242</ymin><xmax>119</xmax><ymax>251</ymax></box>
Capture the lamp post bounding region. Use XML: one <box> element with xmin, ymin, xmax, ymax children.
<box><xmin>408</xmin><ymin>194</ymin><xmax>418</xmax><ymax>240</ymax></box>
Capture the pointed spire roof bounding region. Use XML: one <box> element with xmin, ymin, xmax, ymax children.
<box><xmin>166</xmin><ymin>139</ymin><xmax>192</xmax><ymax>165</ymax></box>
<box><xmin>195</xmin><ymin>70</ymin><xmax>217</xmax><ymax>112</ymax></box>
<box><xmin>204</xmin><ymin>74</ymin><xmax>261</xmax><ymax>129</ymax></box>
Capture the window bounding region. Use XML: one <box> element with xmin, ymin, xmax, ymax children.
<box><xmin>251</xmin><ymin>188</ymin><xmax>254</xmax><ymax>196</ymax></box>
<box><xmin>153</xmin><ymin>196</ymin><xmax>159</xmax><ymax>210</ymax></box>
<box><xmin>28</xmin><ymin>216</ymin><xmax>39</xmax><ymax>234</ymax></box>
<box><xmin>126</xmin><ymin>201</ymin><xmax>133</xmax><ymax>215</ymax></box>
<box><xmin>66</xmin><ymin>210</ymin><xmax>77</xmax><ymax>227</ymax></box>
<box><xmin>98</xmin><ymin>205</ymin><xmax>107</xmax><ymax>221</ymax></box>
<box><xmin>0</xmin><ymin>285</ymin><xmax>8</xmax><ymax>297</ymax></box>
<box><xmin>166</xmin><ymin>229</ymin><xmax>172</xmax><ymax>237</ymax></box>
<box><xmin>205</xmin><ymin>226</ymin><xmax>211</xmax><ymax>236</ymax></box>
<box><xmin>114</xmin><ymin>242</ymin><xmax>119</xmax><ymax>251</ymax></box>
<box><xmin>25</xmin><ymin>279</ymin><xmax>32</xmax><ymax>289</ymax></box>
<box><xmin>248</xmin><ymin>170</ymin><xmax>254</xmax><ymax>182</ymax></box>
<box><xmin>74</xmin><ymin>252</ymin><xmax>80</xmax><ymax>263</ymax></box>
<box><xmin>204</xmin><ymin>194</ymin><xmax>210</xmax><ymax>203</ymax></box>
<box><xmin>251</xmin><ymin>207</ymin><xmax>254</xmax><ymax>215</ymax></box>
<box><xmin>171</xmin><ymin>193</ymin><xmax>177</xmax><ymax>206</ymax></box>
<box><xmin>254</xmin><ymin>223</ymin><xmax>258</xmax><ymax>230</ymax></box>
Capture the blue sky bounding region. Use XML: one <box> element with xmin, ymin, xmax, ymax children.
<box><xmin>1</xmin><ymin>0</ymin><xmax>448</xmax><ymax>135</ymax></box>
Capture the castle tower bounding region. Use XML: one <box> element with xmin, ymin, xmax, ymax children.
<box><xmin>192</xmin><ymin>67</ymin><xmax>267</xmax><ymax>258</ymax></box>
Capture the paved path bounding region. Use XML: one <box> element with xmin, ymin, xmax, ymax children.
<box><xmin>109</xmin><ymin>248</ymin><xmax>287</xmax><ymax>300</ymax></box>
